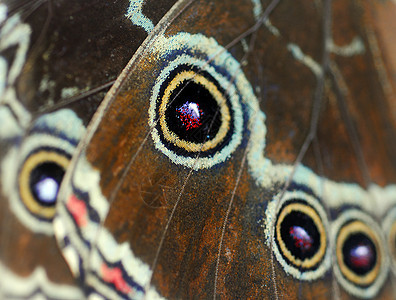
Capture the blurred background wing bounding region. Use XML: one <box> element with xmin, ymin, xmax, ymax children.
<box><xmin>2</xmin><ymin>0</ymin><xmax>396</xmax><ymax>299</ymax></box>
<box><xmin>0</xmin><ymin>0</ymin><xmax>176</xmax><ymax>298</ymax></box>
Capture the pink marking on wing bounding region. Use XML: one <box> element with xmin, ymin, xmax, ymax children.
<box><xmin>66</xmin><ymin>194</ymin><xmax>88</xmax><ymax>227</ymax></box>
<box><xmin>101</xmin><ymin>264</ymin><xmax>132</xmax><ymax>294</ymax></box>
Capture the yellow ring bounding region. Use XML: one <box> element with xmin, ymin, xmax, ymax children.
<box><xmin>19</xmin><ymin>150</ymin><xmax>69</xmax><ymax>219</ymax></box>
<box><xmin>159</xmin><ymin>70</ymin><xmax>231</xmax><ymax>152</ymax></box>
<box><xmin>389</xmin><ymin>221</ymin><xmax>396</xmax><ymax>262</ymax></box>
<box><xmin>276</xmin><ymin>203</ymin><xmax>327</xmax><ymax>269</ymax></box>
<box><xmin>336</xmin><ymin>221</ymin><xmax>381</xmax><ymax>286</ymax></box>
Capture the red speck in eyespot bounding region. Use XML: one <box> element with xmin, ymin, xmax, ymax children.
<box><xmin>176</xmin><ymin>101</ymin><xmax>203</xmax><ymax>130</ymax></box>
<box><xmin>349</xmin><ymin>243</ymin><xmax>374</xmax><ymax>269</ymax></box>
<box><xmin>289</xmin><ymin>225</ymin><xmax>313</xmax><ymax>252</ymax></box>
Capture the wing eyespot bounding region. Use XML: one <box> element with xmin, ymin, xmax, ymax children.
<box><xmin>336</xmin><ymin>221</ymin><xmax>380</xmax><ymax>286</ymax></box>
<box><xmin>148</xmin><ymin>34</ymin><xmax>248</xmax><ymax>170</ymax></box>
<box><xmin>332</xmin><ymin>210</ymin><xmax>388</xmax><ymax>298</ymax></box>
<box><xmin>19</xmin><ymin>150</ymin><xmax>69</xmax><ymax>219</ymax></box>
<box><xmin>1</xmin><ymin>109</ymin><xmax>85</xmax><ymax>234</ymax></box>
<box><xmin>159</xmin><ymin>69</ymin><xmax>231</xmax><ymax>152</ymax></box>
<box><xmin>268</xmin><ymin>188</ymin><xmax>331</xmax><ymax>280</ymax></box>
<box><xmin>275</xmin><ymin>201</ymin><xmax>327</xmax><ymax>270</ymax></box>
<box><xmin>153</xmin><ymin>64</ymin><xmax>240</xmax><ymax>169</ymax></box>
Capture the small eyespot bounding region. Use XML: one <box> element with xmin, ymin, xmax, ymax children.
<box><xmin>1</xmin><ymin>109</ymin><xmax>85</xmax><ymax>234</ymax></box>
<box><xmin>336</xmin><ymin>221</ymin><xmax>380</xmax><ymax>286</ymax></box>
<box><xmin>157</xmin><ymin>67</ymin><xmax>232</xmax><ymax>156</ymax></box>
<box><xmin>275</xmin><ymin>201</ymin><xmax>327</xmax><ymax>270</ymax></box>
<box><xmin>266</xmin><ymin>188</ymin><xmax>331</xmax><ymax>280</ymax></box>
<box><xmin>19</xmin><ymin>150</ymin><xmax>69</xmax><ymax>220</ymax></box>
<box><xmin>332</xmin><ymin>210</ymin><xmax>388</xmax><ymax>298</ymax></box>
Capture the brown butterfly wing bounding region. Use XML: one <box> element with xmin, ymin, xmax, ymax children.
<box><xmin>50</xmin><ymin>0</ymin><xmax>396</xmax><ymax>299</ymax></box>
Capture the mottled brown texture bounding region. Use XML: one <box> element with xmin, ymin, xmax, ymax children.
<box><xmin>28</xmin><ymin>0</ymin><xmax>396</xmax><ymax>298</ymax></box>
<box><xmin>80</xmin><ymin>0</ymin><xmax>396</xmax><ymax>298</ymax></box>
<box><xmin>82</xmin><ymin>0</ymin><xmax>396</xmax><ymax>297</ymax></box>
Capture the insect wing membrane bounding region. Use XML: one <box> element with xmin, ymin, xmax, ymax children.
<box><xmin>53</xmin><ymin>0</ymin><xmax>396</xmax><ymax>299</ymax></box>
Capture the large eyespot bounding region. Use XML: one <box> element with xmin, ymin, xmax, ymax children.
<box><xmin>148</xmin><ymin>35</ymin><xmax>246</xmax><ymax>170</ymax></box>
<box><xmin>1</xmin><ymin>109</ymin><xmax>85</xmax><ymax>234</ymax></box>
<box><xmin>158</xmin><ymin>68</ymin><xmax>231</xmax><ymax>153</ymax></box>
<box><xmin>266</xmin><ymin>188</ymin><xmax>330</xmax><ymax>280</ymax></box>
<box><xmin>332</xmin><ymin>210</ymin><xmax>388</xmax><ymax>298</ymax></box>
<box><xmin>19</xmin><ymin>150</ymin><xmax>69</xmax><ymax>219</ymax></box>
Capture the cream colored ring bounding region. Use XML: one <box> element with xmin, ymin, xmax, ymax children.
<box><xmin>19</xmin><ymin>150</ymin><xmax>69</xmax><ymax>219</ymax></box>
<box><xmin>158</xmin><ymin>70</ymin><xmax>231</xmax><ymax>152</ymax></box>
<box><xmin>276</xmin><ymin>203</ymin><xmax>327</xmax><ymax>269</ymax></box>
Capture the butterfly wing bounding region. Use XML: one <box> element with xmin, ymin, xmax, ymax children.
<box><xmin>0</xmin><ymin>0</ymin><xmax>177</xmax><ymax>298</ymax></box>
<box><xmin>53</xmin><ymin>0</ymin><xmax>396</xmax><ymax>299</ymax></box>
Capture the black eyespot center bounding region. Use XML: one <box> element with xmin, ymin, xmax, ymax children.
<box><xmin>155</xmin><ymin>65</ymin><xmax>236</xmax><ymax>158</ymax></box>
<box><xmin>280</xmin><ymin>210</ymin><xmax>321</xmax><ymax>260</ymax></box>
<box><xmin>342</xmin><ymin>232</ymin><xmax>377</xmax><ymax>276</ymax></box>
<box><xmin>19</xmin><ymin>149</ymin><xmax>70</xmax><ymax>219</ymax></box>
<box><xmin>166</xmin><ymin>79</ymin><xmax>221</xmax><ymax>143</ymax></box>
<box><xmin>29</xmin><ymin>161</ymin><xmax>65</xmax><ymax>206</ymax></box>
<box><xmin>275</xmin><ymin>200</ymin><xmax>327</xmax><ymax>270</ymax></box>
<box><xmin>335</xmin><ymin>219</ymin><xmax>382</xmax><ymax>287</ymax></box>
